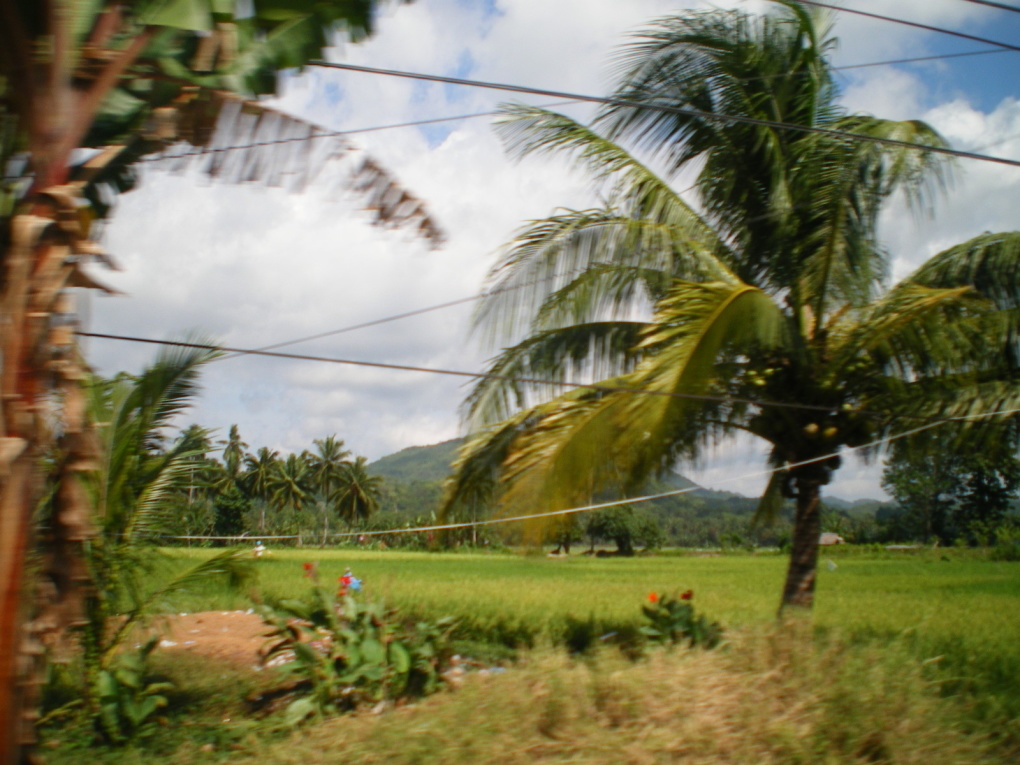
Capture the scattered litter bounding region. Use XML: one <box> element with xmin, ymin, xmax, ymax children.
<box><xmin>183</xmin><ymin>640</ymin><xmax>196</xmax><ymax>646</ymax></box>
<box><xmin>159</xmin><ymin>640</ymin><xmax>177</xmax><ymax>648</ymax></box>
<box><xmin>826</xmin><ymin>559</ymin><xmax>838</xmax><ymax>572</ymax></box>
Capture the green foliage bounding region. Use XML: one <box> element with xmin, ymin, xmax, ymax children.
<box><xmin>882</xmin><ymin>433</ymin><xmax>1020</xmax><ymax>545</ymax></box>
<box><xmin>95</xmin><ymin>638</ymin><xmax>173</xmax><ymax>743</ymax></box>
<box><xmin>641</xmin><ymin>591</ymin><xmax>723</xmax><ymax>649</ymax></box>
<box><xmin>258</xmin><ymin>569</ymin><xmax>456</xmax><ymax>721</ymax></box>
<box><xmin>583</xmin><ymin>504</ymin><xmax>662</xmax><ymax>555</ymax></box>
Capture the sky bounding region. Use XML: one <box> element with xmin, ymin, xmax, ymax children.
<box><xmin>86</xmin><ymin>0</ymin><xmax>1020</xmax><ymax>502</ymax></box>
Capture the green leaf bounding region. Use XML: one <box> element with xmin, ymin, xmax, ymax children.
<box><xmin>389</xmin><ymin>641</ymin><xmax>411</xmax><ymax>674</ymax></box>
<box><xmin>137</xmin><ymin>0</ymin><xmax>214</xmax><ymax>31</ymax></box>
<box><xmin>360</xmin><ymin>637</ymin><xmax>385</xmax><ymax>665</ymax></box>
<box><xmin>284</xmin><ymin>697</ymin><xmax>317</xmax><ymax>726</ymax></box>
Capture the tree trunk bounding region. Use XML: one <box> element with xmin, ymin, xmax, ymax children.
<box><xmin>780</xmin><ymin>477</ymin><xmax>823</xmax><ymax>610</ymax></box>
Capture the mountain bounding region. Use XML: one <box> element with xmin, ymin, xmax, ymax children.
<box><xmin>367</xmin><ymin>438</ymin><xmax>464</xmax><ymax>483</ymax></box>
<box><xmin>366</xmin><ymin>437</ymin><xmax>883</xmax><ymax>509</ymax></box>
<box><xmin>368</xmin><ymin>437</ymin><xmax>706</xmax><ymax>494</ymax></box>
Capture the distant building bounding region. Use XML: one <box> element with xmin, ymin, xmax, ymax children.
<box><xmin>819</xmin><ymin>532</ymin><xmax>845</xmax><ymax>546</ymax></box>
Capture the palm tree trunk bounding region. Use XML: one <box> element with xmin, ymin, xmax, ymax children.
<box><xmin>780</xmin><ymin>477</ymin><xmax>823</xmax><ymax>610</ymax></box>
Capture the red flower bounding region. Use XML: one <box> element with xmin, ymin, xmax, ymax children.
<box><xmin>647</xmin><ymin>592</ymin><xmax>659</xmax><ymax>603</ymax></box>
<box><xmin>302</xmin><ymin>562</ymin><xmax>314</xmax><ymax>571</ymax></box>
<box><xmin>681</xmin><ymin>589</ymin><xmax>693</xmax><ymax>601</ymax></box>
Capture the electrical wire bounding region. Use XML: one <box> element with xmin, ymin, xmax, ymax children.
<box><xmin>76</xmin><ymin>330</ymin><xmax>993</xmax><ymax>425</ymax></box>
<box><xmin>306</xmin><ymin>61</ymin><xmax>1020</xmax><ymax>169</ymax></box>
<box><xmin>215</xmin><ymin>270</ymin><xmax>582</xmax><ymax>361</ymax></box>
<box><xmin>956</xmin><ymin>0</ymin><xmax>1020</xmax><ymax>13</ymax></box>
<box><xmin>796</xmin><ymin>0</ymin><xmax>1020</xmax><ymax>52</ymax></box>
<box><xmin>119</xmin><ymin>47</ymin><xmax>1012</xmax><ymax>177</ymax></box>
<box><xmin>138</xmin><ymin>100</ymin><xmax>583</xmax><ymax>165</ymax></box>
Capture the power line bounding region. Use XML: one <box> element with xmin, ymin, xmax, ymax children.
<box><xmin>119</xmin><ymin>48</ymin><xmax>1009</xmax><ymax>177</ymax></box>
<box><xmin>215</xmin><ymin>272</ymin><xmax>581</xmax><ymax>361</ymax></box>
<box><xmin>140</xmin><ymin>101</ymin><xmax>583</xmax><ymax>165</ymax></box>
<box><xmin>77</xmin><ymin>330</ymin><xmax>978</xmax><ymax>424</ymax></box>
<box><xmin>951</xmin><ymin>0</ymin><xmax>1020</xmax><ymax>15</ymax></box>
<box><xmin>796</xmin><ymin>0</ymin><xmax>1020</xmax><ymax>53</ymax></box>
<box><xmin>834</xmin><ymin>46</ymin><xmax>1008</xmax><ymax>70</ymax></box>
<box><xmin>307</xmin><ymin>61</ymin><xmax>1020</xmax><ymax>169</ymax></box>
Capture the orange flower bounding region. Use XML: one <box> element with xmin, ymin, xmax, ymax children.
<box><xmin>648</xmin><ymin>592</ymin><xmax>659</xmax><ymax>603</ymax></box>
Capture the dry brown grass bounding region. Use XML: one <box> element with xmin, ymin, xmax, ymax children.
<box><xmin>218</xmin><ymin>627</ymin><xmax>1002</xmax><ymax>765</ymax></box>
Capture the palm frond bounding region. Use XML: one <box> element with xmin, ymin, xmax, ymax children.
<box><xmin>475</xmin><ymin>209</ymin><xmax>735</xmax><ymax>348</ymax></box>
<box><xmin>496</xmin><ymin>103</ymin><xmax>724</xmax><ymax>243</ymax></box>
<box><xmin>472</xmin><ymin>280</ymin><xmax>787</xmax><ymax>536</ymax></box>
<box><xmin>110</xmin><ymin>92</ymin><xmax>444</xmax><ymax>245</ymax></box>
<box><xmin>910</xmin><ymin>231</ymin><xmax>1020</xmax><ymax>309</ymax></box>
<box><xmin>832</xmin><ymin>282</ymin><xmax>996</xmax><ymax>381</ymax></box>
<box><xmin>752</xmin><ymin>462</ymin><xmax>788</xmax><ymax>527</ymax></box>
<box><xmin>613</xmin><ymin>280</ymin><xmax>788</xmax><ymax>479</ymax></box>
<box><xmin>464</xmin><ymin>320</ymin><xmax>648</xmax><ymax>427</ymax></box>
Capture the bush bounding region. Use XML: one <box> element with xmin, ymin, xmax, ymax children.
<box><xmin>258</xmin><ymin>566</ymin><xmax>456</xmax><ymax>724</ymax></box>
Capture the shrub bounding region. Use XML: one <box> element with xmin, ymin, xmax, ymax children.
<box><xmin>258</xmin><ymin>566</ymin><xmax>456</xmax><ymax>724</ymax></box>
<box><xmin>641</xmin><ymin>590</ymin><xmax>723</xmax><ymax>649</ymax></box>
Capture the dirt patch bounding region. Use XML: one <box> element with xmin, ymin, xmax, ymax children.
<box><xmin>147</xmin><ymin>611</ymin><xmax>269</xmax><ymax>667</ymax></box>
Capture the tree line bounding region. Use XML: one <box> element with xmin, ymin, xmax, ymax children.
<box><xmin>164</xmin><ymin>425</ymin><xmax>384</xmax><ymax>545</ymax></box>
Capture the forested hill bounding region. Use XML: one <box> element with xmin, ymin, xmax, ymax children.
<box><xmin>367</xmin><ymin>438</ymin><xmax>465</xmax><ymax>483</ymax></box>
<box><xmin>367</xmin><ymin>437</ymin><xmax>703</xmax><ymax>491</ymax></box>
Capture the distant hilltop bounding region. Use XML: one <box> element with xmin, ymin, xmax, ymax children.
<box><xmin>367</xmin><ymin>437</ymin><xmax>704</xmax><ymax>497</ymax></box>
<box><xmin>366</xmin><ymin>437</ymin><xmax>883</xmax><ymax>509</ymax></box>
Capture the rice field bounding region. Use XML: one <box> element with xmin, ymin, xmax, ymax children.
<box><xmin>154</xmin><ymin>547</ymin><xmax>1020</xmax><ymax>694</ymax></box>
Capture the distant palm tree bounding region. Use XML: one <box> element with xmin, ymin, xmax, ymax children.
<box><xmin>243</xmin><ymin>447</ymin><xmax>281</xmax><ymax>534</ymax></box>
<box><xmin>222</xmin><ymin>425</ymin><xmax>249</xmax><ymax>484</ymax></box>
<box><xmin>444</xmin><ymin>1</ymin><xmax>1020</xmax><ymax>611</ymax></box>
<box><xmin>309</xmin><ymin>436</ymin><xmax>352</xmax><ymax>546</ymax></box>
<box><xmin>271</xmin><ymin>453</ymin><xmax>312</xmax><ymax>517</ymax></box>
<box><xmin>336</xmin><ymin>457</ymin><xmax>383</xmax><ymax>527</ymax></box>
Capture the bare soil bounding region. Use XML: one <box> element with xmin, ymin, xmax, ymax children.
<box><xmin>148</xmin><ymin>611</ymin><xmax>268</xmax><ymax>667</ymax></box>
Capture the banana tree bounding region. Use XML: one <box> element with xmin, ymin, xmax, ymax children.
<box><xmin>0</xmin><ymin>1</ymin><xmax>438</xmax><ymax>755</ymax></box>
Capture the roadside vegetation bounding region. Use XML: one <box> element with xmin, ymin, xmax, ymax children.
<box><xmin>37</xmin><ymin>547</ymin><xmax>1020</xmax><ymax>763</ymax></box>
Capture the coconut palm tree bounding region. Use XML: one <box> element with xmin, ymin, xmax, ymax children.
<box><xmin>222</xmin><ymin>425</ymin><xmax>249</xmax><ymax>485</ymax></box>
<box><xmin>336</xmin><ymin>457</ymin><xmax>383</xmax><ymax>527</ymax></box>
<box><xmin>271</xmin><ymin>452</ymin><xmax>313</xmax><ymax>518</ymax></box>
<box><xmin>444</xmin><ymin>1</ymin><xmax>1020</xmax><ymax>611</ymax></box>
<box><xmin>309</xmin><ymin>435</ymin><xmax>352</xmax><ymax>545</ymax></box>
<box><xmin>243</xmin><ymin>447</ymin><xmax>282</xmax><ymax>534</ymax></box>
<box><xmin>0</xmin><ymin>2</ymin><xmax>440</xmax><ymax>750</ymax></box>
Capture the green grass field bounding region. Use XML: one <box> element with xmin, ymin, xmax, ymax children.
<box><xmin>43</xmin><ymin>547</ymin><xmax>1020</xmax><ymax>763</ymax></box>
<box><xmin>156</xmin><ymin>546</ymin><xmax>1019</xmax><ymax>655</ymax></box>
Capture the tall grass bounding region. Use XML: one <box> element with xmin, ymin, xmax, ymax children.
<box><xmin>215</xmin><ymin>631</ymin><xmax>1004</xmax><ymax>765</ymax></box>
